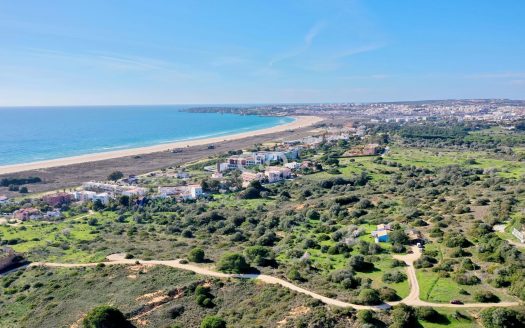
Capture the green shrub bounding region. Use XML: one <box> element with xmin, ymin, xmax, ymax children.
<box><xmin>217</xmin><ymin>253</ymin><xmax>250</xmax><ymax>273</ymax></box>
<box><xmin>82</xmin><ymin>305</ymin><xmax>133</xmax><ymax>328</ymax></box>
<box><xmin>188</xmin><ymin>247</ymin><xmax>205</xmax><ymax>263</ymax></box>
<box><xmin>200</xmin><ymin>315</ymin><xmax>226</xmax><ymax>328</ymax></box>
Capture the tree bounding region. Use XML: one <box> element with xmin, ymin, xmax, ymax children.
<box><xmin>119</xmin><ymin>195</ymin><xmax>130</xmax><ymax>207</ymax></box>
<box><xmin>480</xmin><ymin>307</ymin><xmax>524</xmax><ymax>328</ymax></box>
<box><xmin>188</xmin><ymin>247</ymin><xmax>205</xmax><ymax>263</ymax></box>
<box><xmin>200</xmin><ymin>316</ymin><xmax>226</xmax><ymax>328</ymax></box>
<box><xmin>389</xmin><ymin>230</ymin><xmax>409</xmax><ymax>245</ymax></box>
<box><xmin>244</xmin><ymin>246</ymin><xmax>275</xmax><ymax>266</ymax></box>
<box><xmin>416</xmin><ymin>307</ymin><xmax>442</xmax><ymax>323</ymax></box>
<box><xmin>358</xmin><ymin>288</ymin><xmax>381</xmax><ymax>305</ymax></box>
<box><xmin>19</xmin><ymin>186</ymin><xmax>28</xmax><ymax>193</ymax></box>
<box><xmin>474</xmin><ymin>291</ymin><xmax>499</xmax><ymax>303</ymax></box>
<box><xmin>92</xmin><ymin>199</ymin><xmax>105</xmax><ymax>211</ymax></box>
<box><xmin>82</xmin><ymin>305</ymin><xmax>134</xmax><ymax>328</ymax></box>
<box><xmin>390</xmin><ymin>304</ymin><xmax>418</xmax><ymax>328</ymax></box>
<box><xmin>107</xmin><ymin>171</ymin><xmax>124</xmax><ymax>181</ymax></box>
<box><xmin>217</xmin><ymin>253</ymin><xmax>250</xmax><ymax>273</ymax></box>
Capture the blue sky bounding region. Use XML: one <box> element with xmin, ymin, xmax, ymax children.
<box><xmin>0</xmin><ymin>0</ymin><xmax>524</xmax><ymax>105</ymax></box>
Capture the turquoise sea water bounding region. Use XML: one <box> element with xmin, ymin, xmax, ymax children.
<box><xmin>0</xmin><ymin>105</ymin><xmax>293</xmax><ymax>166</ymax></box>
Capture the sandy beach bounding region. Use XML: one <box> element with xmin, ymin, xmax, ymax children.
<box><xmin>0</xmin><ymin>115</ymin><xmax>322</xmax><ymax>175</ymax></box>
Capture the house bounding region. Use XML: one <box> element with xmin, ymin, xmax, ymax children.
<box><xmin>158</xmin><ymin>184</ymin><xmax>203</xmax><ymax>200</ymax></box>
<box><xmin>13</xmin><ymin>208</ymin><xmax>42</xmax><ymax>221</ymax></box>
<box><xmin>264</xmin><ymin>166</ymin><xmax>292</xmax><ymax>183</ymax></box>
<box><xmin>121</xmin><ymin>187</ymin><xmax>147</xmax><ymax>198</ymax></box>
<box><xmin>42</xmin><ymin>192</ymin><xmax>72</xmax><ymax>207</ymax></box>
<box><xmin>227</xmin><ymin>153</ymin><xmax>261</xmax><ymax>169</ymax></box>
<box><xmin>377</xmin><ymin>224</ymin><xmax>391</xmax><ymax>231</ymax></box>
<box><xmin>512</xmin><ymin>226</ymin><xmax>525</xmax><ymax>243</ymax></box>
<box><xmin>72</xmin><ymin>190</ymin><xmax>110</xmax><ymax>204</ymax></box>
<box><xmin>0</xmin><ymin>195</ymin><xmax>8</xmax><ymax>204</ymax></box>
<box><xmin>241</xmin><ymin>171</ymin><xmax>265</xmax><ymax>188</ymax></box>
<box><xmin>71</xmin><ymin>190</ymin><xmax>97</xmax><ymax>202</ymax></box>
<box><xmin>92</xmin><ymin>193</ymin><xmax>110</xmax><ymax>205</ymax></box>
<box><xmin>211</xmin><ymin>172</ymin><xmax>224</xmax><ymax>179</ymax></box>
<box><xmin>44</xmin><ymin>210</ymin><xmax>62</xmax><ymax>220</ymax></box>
<box><xmin>374</xmin><ymin>230</ymin><xmax>389</xmax><ymax>243</ymax></box>
<box><xmin>83</xmin><ymin>182</ymin><xmax>121</xmax><ymax>194</ymax></box>
<box><xmin>284</xmin><ymin>162</ymin><xmax>301</xmax><ymax>170</ymax></box>
<box><xmin>371</xmin><ymin>224</ymin><xmax>391</xmax><ymax>243</ymax></box>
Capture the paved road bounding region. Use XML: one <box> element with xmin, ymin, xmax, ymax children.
<box><xmin>28</xmin><ymin>249</ymin><xmax>521</xmax><ymax>310</ymax></box>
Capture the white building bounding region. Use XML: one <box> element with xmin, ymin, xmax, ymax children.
<box><xmin>264</xmin><ymin>166</ymin><xmax>292</xmax><ymax>183</ymax></box>
<box><xmin>284</xmin><ymin>162</ymin><xmax>301</xmax><ymax>170</ymax></box>
<box><xmin>71</xmin><ymin>190</ymin><xmax>109</xmax><ymax>205</ymax></box>
<box><xmin>158</xmin><ymin>184</ymin><xmax>203</xmax><ymax>200</ymax></box>
<box><xmin>121</xmin><ymin>187</ymin><xmax>147</xmax><ymax>198</ymax></box>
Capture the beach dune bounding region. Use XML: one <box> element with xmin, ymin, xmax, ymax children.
<box><xmin>0</xmin><ymin>116</ymin><xmax>322</xmax><ymax>175</ymax></box>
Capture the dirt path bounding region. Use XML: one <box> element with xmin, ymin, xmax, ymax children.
<box><xmin>28</xmin><ymin>249</ymin><xmax>521</xmax><ymax>310</ymax></box>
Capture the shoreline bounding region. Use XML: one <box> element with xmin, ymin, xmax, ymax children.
<box><xmin>0</xmin><ymin>115</ymin><xmax>323</xmax><ymax>175</ymax></box>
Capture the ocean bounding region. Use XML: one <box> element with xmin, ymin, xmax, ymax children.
<box><xmin>0</xmin><ymin>105</ymin><xmax>293</xmax><ymax>166</ymax></box>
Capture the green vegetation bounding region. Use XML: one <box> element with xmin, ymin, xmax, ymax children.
<box><xmin>82</xmin><ymin>305</ymin><xmax>134</xmax><ymax>328</ymax></box>
<box><xmin>1</xmin><ymin>120</ymin><xmax>524</xmax><ymax>327</ymax></box>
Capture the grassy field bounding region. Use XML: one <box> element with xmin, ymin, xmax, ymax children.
<box><xmin>385</xmin><ymin>146</ymin><xmax>525</xmax><ymax>179</ymax></box>
<box><xmin>419</xmin><ymin>307</ymin><xmax>478</xmax><ymax>328</ymax></box>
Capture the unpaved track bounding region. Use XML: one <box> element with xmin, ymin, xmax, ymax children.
<box><xmin>28</xmin><ymin>249</ymin><xmax>521</xmax><ymax>310</ymax></box>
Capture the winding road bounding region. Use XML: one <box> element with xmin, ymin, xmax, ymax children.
<box><xmin>27</xmin><ymin>247</ymin><xmax>521</xmax><ymax>311</ymax></box>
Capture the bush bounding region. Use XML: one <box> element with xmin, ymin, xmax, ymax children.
<box><xmin>382</xmin><ymin>270</ymin><xmax>407</xmax><ymax>283</ymax></box>
<box><xmin>188</xmin><ymin>247</ymin><xmax>205</xmax><ymax>263</ymax></box>
<box><xmin>195</xmin><ymin>286</ymin><xmax>214</xmax><ymax>308</ymax></box>
<box><xmin>390</xmin><ymin>259</ymin><xmax>406</xmax><ymax>268</ymax></box>
<box><xmin>200</xmin><ymin>315</ymin><xmax>226</xmax><ymax>328</ymax></box>
<box><xmin>168</xmin><ymin>305</ymin><xmax>184</xmax><ymax>318</ymax></box>
<box><xmin>414</xmin><ymin>255</ymin><xmax>437</xmax><ymax>268</ymax></box>
<box><xmin>454</xmin><ymin>273</ymin><xmax>480</xmax><ymax>285</ymax></box>
<box><xmin>474</xmin><ymin>291</ymin><xmax>500</xmax><ymax>303</ymax></box>
<box><xmin>378</xmin><ymin>286</ymin><xmax>400</xmax><ymax>301</ymax></box>
<box><xmin>416</xmin><ymin>307</ymin><xmax>442</xmax><ymax>322</ymax></box>
<box><xmin>357</xmin><ymin>309</ymin><xmax>374</xmax><ymax>323</ymax></box>
<box><xmin>287</xmin><ymin>267</ymin><xmax>303</xmax><ymax>281</ymax></box>
<box><xmin>390</xmin><ymin>304</ymin><xmax>418</xmax><ymax>328</ymax></box>
<box><xmin>244</xmin><ymin>246</ymin><xmax>275</xmax><ymax>266</ymax></box>
<box><xmin>348</xmin><ymin>255</ymin><xmax>374</xmax><ymax>272</ymax></box>
<box><xmin>107</xmin><ymin>171</ymin><xmax>124</xmax><ymax>181</ymax></box>
<box><xmin>358</xmin><ymin>288</ymin><xmax>381</xmax><ymax>305</ymax></box>
<box><xmin>82</xmin><ymin>305</ymin><xmax>134</xmax><ymax>328</ymax></box>
<box><xmin>217</xmin><ymin>253</ymin><xmax>250</xmax><ymax>273</ymax></box>
<box><xmin>480</xmin><ymin>308</ymin><xmax>524</xmax><ymax>328</ymax></box>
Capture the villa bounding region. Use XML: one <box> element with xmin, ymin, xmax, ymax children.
<box><xmin>43</xmin><ymin>192</ymin><xmax>73</xmax><ymax>207</ymax></box>
<box><xmin>121</xmin><ymin>187</ymin><xmax>147</xmax><ymax>198</ymax></box>
<box><xmin>284</xmin><ymin>161</ymin><xmax>301</xmax><ymax>170</ymax></box>
<box><xmin>71</xmin><ymin>190</ymin><xmax>110</xmax><ymax>205</ymax></box>
<box><xmin>158</xmin><ymin>184</ymin><xmax>203</xmax><ymax>200</ymax></box>
<box><xmin>241</xmin><ymin>171</ymin><xmax>265</xmax><ymax>188</ymax></box>
<box><xmin>264</xmin><ymin>166</ymin><xmax>292</xmax><ymax>183</ymax></box>
<box><xmin>371</xmin><ymin>223</ymin><xmax>392</xmax><ymax>243</ymax></box>
<box><xmin>13</xmin><ymin>208</ymin><xmax>42</xmax><ymax>221</ymax></box>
